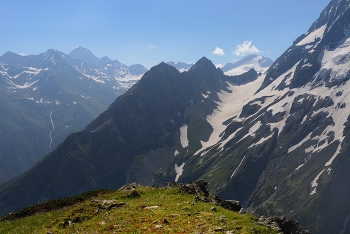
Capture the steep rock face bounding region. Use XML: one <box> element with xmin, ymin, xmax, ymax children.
<box><xmin>260</xmin><ymin>0</ymin><xmax>350</xmax><ymax>91</ymax></box>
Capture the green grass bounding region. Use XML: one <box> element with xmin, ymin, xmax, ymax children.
<box><xmin>0</xmin><ymin>186</ymin><xmax>278</xmax><ymax>234</ymax></box>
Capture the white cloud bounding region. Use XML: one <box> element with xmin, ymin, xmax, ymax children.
<box><xmin>149</xmin><ymin>45</ymin><xmax>156</xmax><ymax>49</ymax></box>
<box><xmin>233</xmin><ymin>41</ymin><xmax>260</xmax><ymax>56</ymax></box>
<box><xmin>20</xmin><ymin>53</ymin><xmax>26</xmax><ymax>56</ymax></box>
<box><xmin>215</xmin><ymin>63</ymin><xmax>223</xmax><ymax>68</ymax></box>
<box><xmin>212</xmin><ymin>47</ymin><xmax>225</xmax><ymax>56</ymax></box>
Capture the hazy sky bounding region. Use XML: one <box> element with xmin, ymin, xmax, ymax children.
<box><xmin>1</xmin><ymin>0</ymin><xmax>330</xmax><ymax>68</ymax></box>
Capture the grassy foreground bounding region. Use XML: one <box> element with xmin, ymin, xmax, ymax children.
<box><xmin>0</xmin><ymin>185</ymin><xmax>277</xmax><ymax>233</ymax></box>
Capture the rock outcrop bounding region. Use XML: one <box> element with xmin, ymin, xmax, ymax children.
<box><xmin>169</xmin><ymin>180</ymin><xmax>309</xmax><ymax>234</ymax></box>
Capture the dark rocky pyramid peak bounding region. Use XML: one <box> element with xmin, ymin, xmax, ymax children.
<box><xmin>189</xmin><ymin>57</ymin><xmax>223</xmax><ymax>81</ymax></box>
<box><xmin>127</xmin><ymin>62</ymin><xmax>178</xmax><ymax>87</ymax></box>
<box><xmin>190</xmin><ymin>57</ymin><xmax>217</xmax><ymax>73</ymax></box>
<box><xmin>146</xmin><ymin>61</ymin><xmax>180</xmax><ymax>76</ymax></box>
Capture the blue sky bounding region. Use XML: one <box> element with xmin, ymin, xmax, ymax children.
<box><xmin>1</xmin><ymin>0</ymin><xmax>330</xmax><ymax>68</ymax></box>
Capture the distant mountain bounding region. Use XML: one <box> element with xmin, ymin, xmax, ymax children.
<box><xmin>166</xmin><ymin>61</ymin><xmax>194</xmax><ymax>72</ymax></box>
<box><xmin>0</xmin><ymin>51</ymin><xmax>35</xmax><ymax>66</ymax></box>
<box><xmin>128</xmin><ymin>64</ymin><xmax>148</xmax><ymax>76</ymax></box>
<box><xmin>0</xmin><ymin>48</ymin><xmax>148</xmax><ymax>184</ymax></box>
<box><xmin>69</xmin><ymin>46</ymin><xmax>99</xmax><ymax>64</ymax></box>
<box><xmin>221</xmin><ymin>54</ymin><xmax>273</xmax><ymax>76</ymax></box>
<box><xmin>68</xmin><ymin>47</ymin><xmax>148</xmax><ymax>89</ymax></box>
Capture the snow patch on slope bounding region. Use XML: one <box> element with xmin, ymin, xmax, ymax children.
<box><xmin>249</xmin><ymin>133</ymin><xmax>274</xmax><ymax>149</ymax></box>
<box><xmin>196</xmin><ymin>75</ymin><xmax>266</xmax><ymax>155</ymax></box>
<box><xmin>219</xmin><ymin>127</ymin><xmax>243</xmax><ymax>151</ymax></box>
<box><xmin>175</xmin><ymin>162</ymin><xmax>185</xmax><ymax>182</ymax></box>
<box><xmin>238</xmin><ymin>121</ymin><xmax>262</xmax><ymax>143</ymax></box>
<box><xmin>317</xmin><ymin>40</ymin><xmax>350</xmax><ymax>82</ymax></box>
<box><xmin>180</xmin><ymin>125</ymin><xmax>189</xmax><ymax>148</ymax></box>
<box><xmin>296</xmin><ymin>25</ymin><xmax>327</xmax><ymax>46</ymax></box>
<box><xmin>310</xmin><ymin>169</ymin><xmax>325</xmax><ymax>195</ymax></box>
<box><xmin>231</xmin><ymin>155</ymin><xmax>246</xmax><ymax>178</ymax></box>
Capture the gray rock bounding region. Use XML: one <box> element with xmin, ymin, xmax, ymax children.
<box><xmin>258</xmin><ymin>216</ymin><xmax>310</xmax><ymax>234</ymax></box>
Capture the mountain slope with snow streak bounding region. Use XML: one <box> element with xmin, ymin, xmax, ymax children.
<box><xmin>179</xmin><ymin>1</ymin><xmax>350</xmax><ymax>233</ymax></box>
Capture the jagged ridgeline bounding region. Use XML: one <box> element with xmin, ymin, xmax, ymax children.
<box><xmin>1</xmin><ymin>0</ymin><xmax>350</xmax><ymax>233</ymax></box>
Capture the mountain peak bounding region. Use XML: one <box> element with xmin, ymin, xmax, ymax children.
<box><xmin>97</xmin><ymin>56</ymin><xmax>114</xmax><ymax>66</ymax></box>
<box><xmin>22</xmin><ymin>49</ymin><xmax>67</xmax><ymax>68</ymax></box>
<box><xmin>69</xmin><ymin>46</ymin><xmax>99</xmax><ymax>64</ymax></box>
<box><xmin>150</xmin><ymin>61</ymin><xmax>179</xmax><ymax>73</ymax></box>
<box><xmin>190</xmin><ymin>57</ymin><xmax>217</xmax><ymax>73</ymax></box>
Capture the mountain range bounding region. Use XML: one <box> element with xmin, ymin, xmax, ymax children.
<box><xmin>0</xmin><ymin>47</ymin><xmax>264</xmax><ymax>186</ymax></box>
<box><xmin>166</xmin><ymin>55</ymin><xmax>273</xmax><ymax>76</ymax></box>
<box><xmin>1</xmin><ymin>0</ymin><xmax>350</xmax><ymax>233</ymax></box>
<box><xmin>0</xmin><ymin>47</ymin><xmax>147</xmax><ymax>184</ymax></box>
